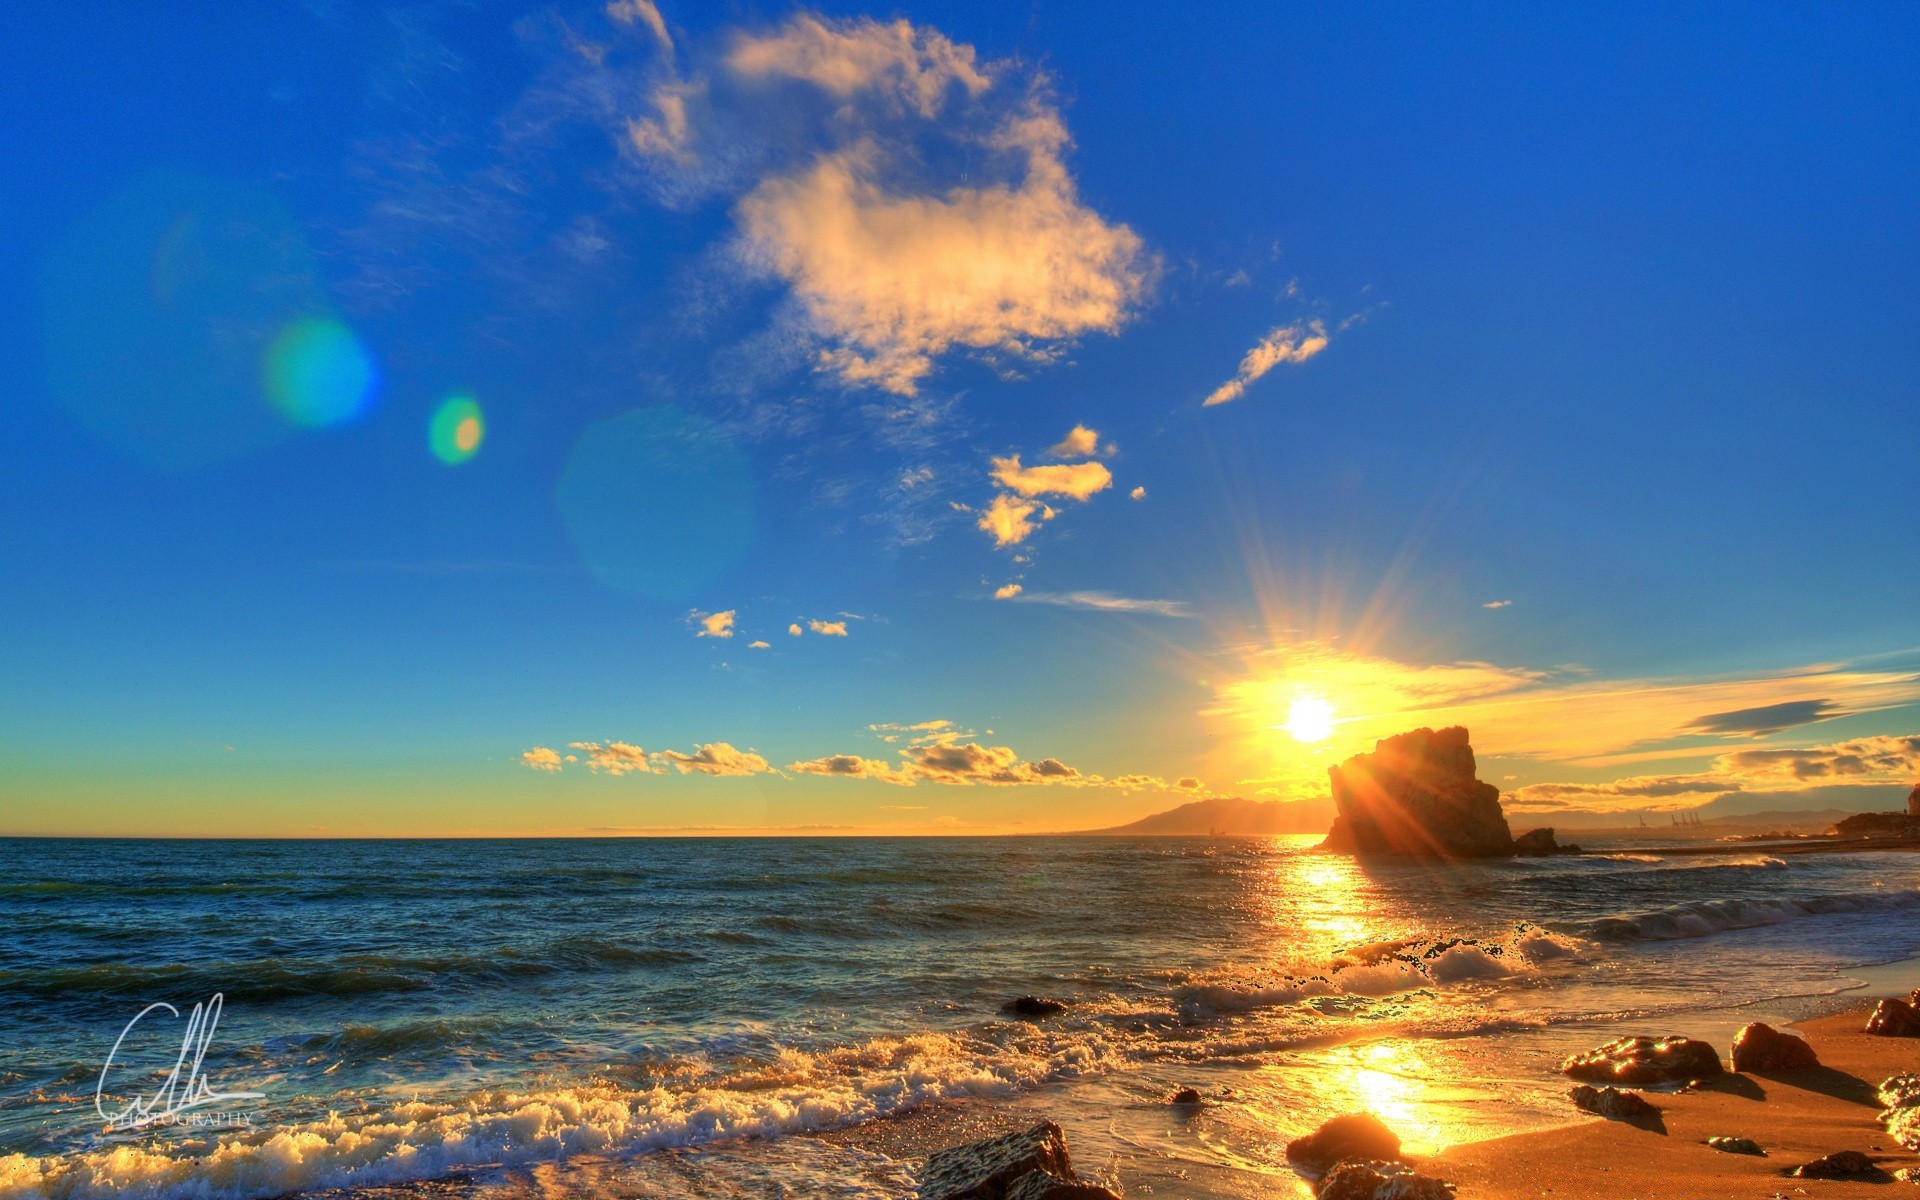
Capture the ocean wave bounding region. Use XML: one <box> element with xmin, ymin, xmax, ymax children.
<box><xmin>1172</xmin><ymin>925</ymin><xmax>1586</xmax><ymax>1017</ymax></box>
<box><xmin>0</xmin><ymin>939</ymin><xmax>702</xmax><ymax>1005</ymax></box>
<box><xmin>1571</xmin><ymin>887</ymin><xmax>1920</xmax><ymax>942</ymax></box>
<box><xmin>0</xmin><ymin>1029</ymin><xmax>1121</xmax><ymax>1200</ymax></box>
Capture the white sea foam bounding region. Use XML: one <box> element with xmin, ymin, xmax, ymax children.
<box><xmin>0</xmin><ymin>1031</ymin><xmax>1121</xmax><ymax>1200</ymax></box>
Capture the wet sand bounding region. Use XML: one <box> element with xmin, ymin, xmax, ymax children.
<box><xmin>1435</xmin><ymin>1008</ymin><xmax>1920</xmax><ymax>1198</ymax></box>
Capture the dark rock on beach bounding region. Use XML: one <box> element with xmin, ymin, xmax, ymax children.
<box><xmin>1866</xmin><ymin>997</ymin><xmax>1920</xmax><ymax>1038</ymax></box>
<box><xmin>1730</xmin><ymin>1022</ymin><xmax>1819</xmax><ymax>1072</ymax></box>
<box><xmin>1319</xmin><ymin>727</ymin><xmax>1518</xmax><ymax>859</ymax></box>
<box><xmin>1316</xmin><ymin>1160</ymin><xmax>1454</xmax><ymax>1200</ymax></box>
<box><xmin>1561</xmin><ymin>1036</ymin><xmax>1724</xmax><ymax>1086</ymax></box>
<box><xmin>921</xmin><ymin>1121</ymin><xmax>1116</xmax><ymax>1200</ymax></box>
<box><xmin>1169</xmin><ymin>1087</ymin><xmax>1202</xmax><ymax>1106</ymax></box>
<box><xmin>1787</xmin><ymin>1149</ymin><xmax>1882</xmax><ymax>1180</ymax></box>
<box><xmin>1568</xmin><ymin>1084</ymin><xmax>1661</xmax><ymax>1122</ymax></box>
<box><xmin>1285</xmin><ymin>1113</ymin><xmax>1403</xmax><ymax>1173</ymax></box>
<box><xmin>1001</xmin><ymin>995</ymin><xmax>1068</xmax><ymax>1019</ymax></box>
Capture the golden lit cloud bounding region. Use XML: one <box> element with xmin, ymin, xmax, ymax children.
<box><xmin>735</xmin><ymin>117</ymin><xmax>1148</xmax><ymax>395</ymax></box>
<box><xmin>1048</xmin><ymin>424</ymin><xmax>1100</xmax><ymax>458</ymax></box>
<box><xmin>1129</xmin><ymin>485</ymin><xmax>1145</xmax><ymax>501</ymax></box>
<box><xmin>1201</xmin><ymin>319</ymin><xmax>1330</xmax><ymax>407</ymax></box>
<box><xmin>655</xmin><ymin>742</ymin><xmax>775</xmax><ymax>776</ymax></box>
<box><xmin>606</xmin><ymin>0</ymin><xmax>673</xmax><ymax>53</ymax></box>
<box><xmin>989</xmin><ymin>454</ymin><xmax>1113</xmax><ymax>501</ymax></box>
<box><xmin>788</xmin><ymin>753</ymin><xmax>912</xmax><ymax>784</ymax></box>
<box><xmin>567</xmin><ymin>740</ymin><xmax>657</xmax><ymax>775</ymax></box>
<box><xmin>748</xmin><ymin>639</ymin><xmax>771</xmax><ymax>649</ymax></box>
<box><xmin>788</xmin><ymin>623</ymin><xmax>804</xmax><ymax>636</ymax></box>
<box><xmin>994</xmin><ymin>582</ymin><xmax>1023</xmax><ymax>599</ymax></box>
<box><xmin>1205</xmin><ymin>639</ymin><xmax>1920</xmax><ymax>800</ymax></box>
<box><xmin>808</xmin><ymin>619</ymin><xmax>849</xmax><ymax>636</ymax></box>
<box><xmin>977</xmin><ymin>493</ymin><xmax>1052</xmax><ymax>546</ymax></box>
<box><xmin>726</xmin><ymin>14</ymin><xmax>990</xmax><ymax>116</ymax></box>
<box><xmin>693</xmin><ymin>609</ymin><xmax>736</xmax><ymax>638</ymax></box>
<box><xmin>1483</xmin><ymin>599</ymin><xmax>1512</xmax><ymax>609</ymax></box>
<box><xmin>520</xmin><ymin>746</ymin><xmax>564</xmax><ymax>772</ymax></box>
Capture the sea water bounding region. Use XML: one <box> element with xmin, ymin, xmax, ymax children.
<box><xmin>2</xmin><ymin>835</ymin><xmax>1917</xmax><ymax>1199</ymax></box>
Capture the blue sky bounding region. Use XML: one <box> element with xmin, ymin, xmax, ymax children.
<box><xmin>2</xmin><ymin>0</ymin><xmax>1916</xmax><ymax>835</ymax></box>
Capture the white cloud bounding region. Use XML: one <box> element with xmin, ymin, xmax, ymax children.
<box><xmin>1048</xmin><ymin>425</ymin><xmax>1100</xmax><ymax>459</ymax></box>
<box><xmin>694</xmin><ymin>609</ymin><xmax>736</xmax><ymax>638</ymax></box>
<box><xmin>606</xmin><ymin>0</ymin><xmax>673</xmax><ymax>54</ymax></box>
<box><xmin>1202</xmin><ymin>320</ymin><xmax>1330</xmax><ymax>407</ymax></box>
<box><xmin>993</xmin><ymin>582</ymin><xmax>1023</xmax><ymax>600</ymax></box>
<box><xmin>1483</xmin><ymin>599</ymin><xmax>1512</xmax><ymax>609</ymax></box>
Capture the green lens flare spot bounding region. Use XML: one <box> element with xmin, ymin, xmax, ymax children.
<box><xmin>264</xmin><ymin>318</ymin><xmax>377</xmax><ymax>427</ymax></box>
<box><xmin>429</xmin><ymin>395</ymin><xmax>485</xmax><ymax>464</ymax></box>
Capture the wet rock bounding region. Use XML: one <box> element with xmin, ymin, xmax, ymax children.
<box><xmin>1787</xmin><ymin>1150</ymin><xmax>1882</xmax><ymax>1180</ymax></box>
<box><xmin>1002</xmin><ymin>1170</ymin><xmax>1119</xmax><ymax>1200</ymax></box>
<box><xmin>1316</xmin><ymin>1160</ymin><xmax>1454</xmax><ymax>1200</ymax></box>
<box><xmin>1169</xmin><ymin>1087</ymin><xmax>1202</xmax><ymax>1106</ymax></box>
<box><xmin>1568</xmin><ymin>1084</ymin><xmax>1661</xmax><ymax>1122</ymax></box>
<box><xmin>1561</xmin><ymin>1036</ymin><xmax>1725</xmax><ymax>1086</ymax></box>
<box><xmin>1889</xmin><ymin>1108</ymin><xmax>1920</xmax><ymax>1152</ymax></box>
<box><xmin>1895</xmin><ymin>1165</ymin><xmax>1920</xmax><ymax>1184</ymax></box>
<box><xmin>1881</xmin><ymin>1074</ymin><xmax>1920</xmax><ymax>1113</ymax></box>
<box><xmin>1319</xmin><ymin>727</ymin><xmax>1515</xmax><ymax>859</ymax></box>
<box><xmin>1705</xmin><ymin>1136</ymin><xmax>1765</xmax><ymax>1156</ymax></box>
<box><xmin>1001</xmin><ymin>996</ymin><xmax>1068</xmax><ymax>1019</ymax></box>
<box><xmin>1285</xmin><ymin>1113</ymin><xmax>1403</xmax><ymax>1173</ymax></box>
<box><xmin>1730</xmin><ymin>1022</ymin><xmax>1819</xmax><ymax>1072</ymax></box>
<box><xmin>1867</xmin><ymin>997</ymin><xmax>1920</xmax><ymax>1037</ymax></box>
<box><xmin>922</xmin><ymin>1121</ymin><xmax>1082</xmax><ymax>1200</ymax></box>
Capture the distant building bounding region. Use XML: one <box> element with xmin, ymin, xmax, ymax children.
<box><xmin>1910</xmin><ymin>783</ymin><xmax>1920</xmax><ymax>818</ymax></box>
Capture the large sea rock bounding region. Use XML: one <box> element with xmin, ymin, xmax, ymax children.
<box><xmin>1319</xmin><ymin>727</ymin><xmax>1525</xmax><ymax>858</ymax></box>
<box><xmin>921</xmin><ymin>1121</ymin><xmax>1118</xmax><ymax>1200</ymax></box>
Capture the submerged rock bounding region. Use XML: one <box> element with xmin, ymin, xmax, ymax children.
<box><xmin>921</xmin><ymin>1121</ymin><xmax>1112</xmax><ymax>1200</ymax></box>
<box><xmin>1568</xmin><ymin>1084</ymin><xmax>1661</xmax><ymax>1122</ymax></box>
<box><xmin>1286</xmin><ymin>1113</ymin><xmax>1403</xmax><ymax>1173</ymax></box>
<box><xmin>1561</xmin><ymin>1036</ymin><xmax>1724</xmax><ymax>1086</ymax></box>
<box><xmin>1866</xmin><ymin>997</ymin><xmax>1920</xmax><ymax>1037</ymax></box>
<box><xmin>1001</xmin><ymin>995</ymin><xmax>1068</xmax><ymax>1019</ymax></box>
<box><xmin>1316</xmin><ymin>1160</ymin><xmax>1454</xmax><ymax>1200</ymax></box>
<box><xmin>1319</xmin><ymin>727</ymin><xmax>1516</xmax><ymax>858</ymax></box>
<box><xmin>1705</xmin><ymin>1136</ymin><xmax>1765</xmax><ymax>1156</ymax></box>
<box><xmin>1730</xmin><ymin>1022</ymin><xmax>1819</xmax><ymax>1072</ymax></box>
<box><xmin>1787</xmin><ymin>1150</ymin><xmax>1881</xmax><ymax>1180</ymax></box>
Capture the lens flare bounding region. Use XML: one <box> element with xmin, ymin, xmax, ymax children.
<box><xmin>264</xmin><ymin>318</ymin><xmax>377</xmax><ymax>427</ymax></box>
<box><xmin>1285</xmin><ymin>695</ymin><xmax>1336</xmax><ymax>743</ymax></box>
<box><xmin>429</xmin><ymin>395</ymin><xmax>485</xmax><ymax>464</ymax></box>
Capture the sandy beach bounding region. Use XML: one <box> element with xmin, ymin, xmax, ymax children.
<box><xmin>1435</xmin><ymin>1008</ymin><xmax>1920</xmax><ymax>1198</ymax></box>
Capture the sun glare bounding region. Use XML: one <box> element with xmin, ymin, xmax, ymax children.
<box><xmin>1284</xmin><ymin>695</ymin><xmax>1336</xmax><ymax>743</ymax></box>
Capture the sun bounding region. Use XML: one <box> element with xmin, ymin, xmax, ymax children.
<box><xmin>1284</xmin><ymin>695</ymin><xmax>1336</xmax><ymax>743</ymax></box>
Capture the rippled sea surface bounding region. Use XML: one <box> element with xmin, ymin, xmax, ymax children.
<box><xmin>3</xmin><ymin>835</ymin><xmax>1918</xmax><ymax>1199</ymax></box>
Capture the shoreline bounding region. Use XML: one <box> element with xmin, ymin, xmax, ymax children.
<box><xmin>1430</xmin><ymin>1003</ymin><xmax>1920</xmax><ymax>1197</ymax></box>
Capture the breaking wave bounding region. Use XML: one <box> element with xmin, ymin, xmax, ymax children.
<box><xmin>1571</xmin><ymin>887</ymin><xmax>1920</xmax><ymax>942</ymax></box>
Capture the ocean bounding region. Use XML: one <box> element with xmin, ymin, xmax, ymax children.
<box><xmin>3</xmin><ymin>835</ymin><xmax>1918</xmax><ymax>1199</ymax></box>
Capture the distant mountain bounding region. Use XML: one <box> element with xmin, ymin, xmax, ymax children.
<box><xmin>1085</xmin><ymin>795</ymin><xmax>1333</xmax><ymax>836</ymax></box>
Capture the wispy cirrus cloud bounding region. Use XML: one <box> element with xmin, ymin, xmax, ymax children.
<box><xmin>1011</xmin><ymin>590</ymin><xmax>1194</xmax><ymax>617</ymax></box>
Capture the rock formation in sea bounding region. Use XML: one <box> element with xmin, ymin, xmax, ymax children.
<box><xmin>1319</xmin><ymin>726</ymin><xmax>1557</xmax><ymax>858</ymax></box>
